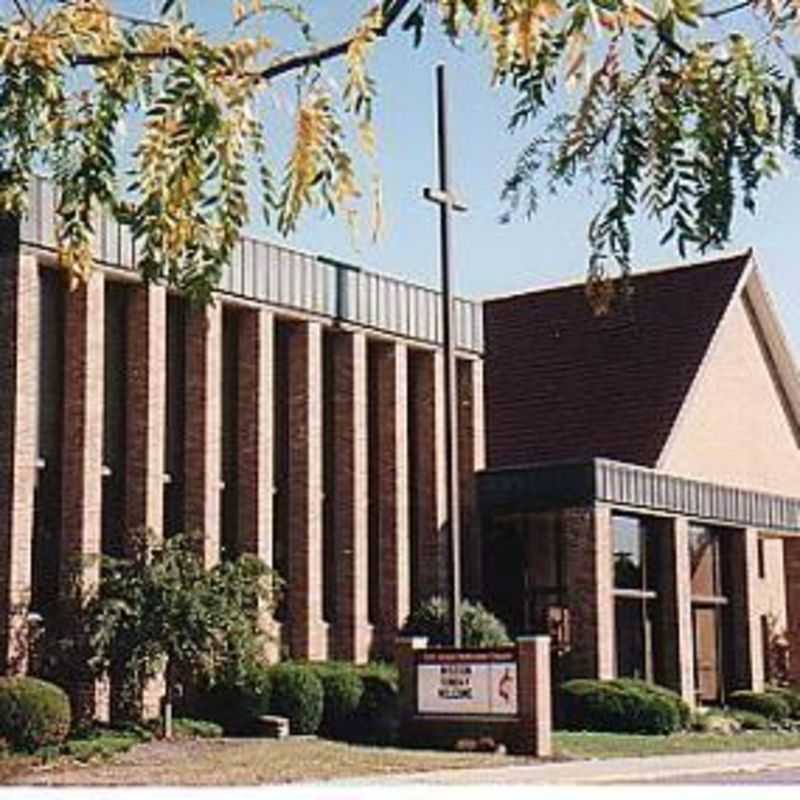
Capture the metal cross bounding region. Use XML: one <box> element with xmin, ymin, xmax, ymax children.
<box><xmin>423</xmin><ymin>63</ymin><xmax>468</xmax><ymax>648</ymax></box>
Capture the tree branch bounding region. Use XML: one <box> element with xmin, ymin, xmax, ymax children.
<box><xmin>257</xmin><ymin>0</ymin><xmax>412</xmax><ymax>81</ymax></box>
<box><xmin>701</xmin><ymin>0</ymin><xmax>754</xmax><ymax>19</ymax></box>
<box><xmin>12</xmin><ymin>0</ymin><xmax>34</xmax><ymax>26</ymax></box>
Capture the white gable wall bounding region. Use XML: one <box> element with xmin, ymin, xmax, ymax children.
<box><xmin>658</xmin><ymin>290</ymin><xmax>800</xmax><ymax>497</ymax></box>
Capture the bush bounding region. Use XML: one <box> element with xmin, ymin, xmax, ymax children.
<box><xmin>402</xmin><ymin>596</ymin><xmax>511</xmax><ymax>648</ymax></box>
<box><xmin>730</xmin><ymin>709</ymin><xmax>772</xmax><ymax>730</ymax></box>
<box><xmin>728</xmin><ymin>690</ymin><xmax>791</xmax><ymax>722</ymax></box>
<box><xmin>269</xmin><ymin>664</ymin><xmax>324</xmax><ymax>735</ymax></box>
<box><xmin>350</xmin><ymin>665</ymin><xmax>400</xmax><ymax>744</ymax></box>
<box><xmin>558</xmin><ymin>679</ymin><xmax>682</xmax><ymax>735</ymax></box>
<box><xmin>172</xmin><ymin>717</ymin><xmax>223</xmax><ymax>739</ymax></box>
<box><xmin>607</xmin><ymin>679</ymin><xmax>691</xmax><ymax>729</ymax></box>
<box><xmin>767</xmin><ymin>687</ymin><xmax>800</xmax><ymax>719</ymax></box>
<box><xmin>195</xmin><ymin>665</ymin><xmax>272</xmax><ymax>735</ymax></box>
<box><xmin>310</xmin><ymin>663</ymin><xmax>364</xmax><ymax>739</ymax></box>
<box><xmin>0</xmin><ymin>677</ymin><xmax>72</xmax><ymax>752</ymax></box>
<box><xmin>62</xmin><ymin>733</ymin><xmax>139</xmax><ymax>762</ymax></box>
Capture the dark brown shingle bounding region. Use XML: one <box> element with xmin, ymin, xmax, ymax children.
<box><xmin>484</xmin><ymin>253</ymin><xmax>751</xmax><ymax>469</ymax></box>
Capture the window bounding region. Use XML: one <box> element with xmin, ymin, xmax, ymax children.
<box><xmin>688</xmin><ymin>524</ymin><xmax>729</xmax><ymax>704</ymax></box>
<box><xmin>757</xmin><ymin>537</ymin><xmax>766</xmax><ymax>580</ymax></box>
<box><xmin>612</xmin><ymin>514</ymin><xmax>660</xmax><ymax>683</ymax></box>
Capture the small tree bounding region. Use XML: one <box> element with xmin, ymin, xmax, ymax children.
<box><xmin>86</xmin><ymin>530</ymin><xmax>280</xmax><ymax>738</ymax></box>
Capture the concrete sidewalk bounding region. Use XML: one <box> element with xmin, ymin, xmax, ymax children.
<box><xmin>338</xmin><ymin>748</ymin><xmax>800</xmax><ymax>785</ymax></box>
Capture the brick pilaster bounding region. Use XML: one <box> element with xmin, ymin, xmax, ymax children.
<box><xmin>517</xmin><ymin>636</ymin><xmax>552</xmax><ymax>758</ymax></box>
<box><xmin>184</xmin><ymin>301</ymin><xmax>222</xmax><ymax>567</ymax></box>
<box><xmin>122</xmin><ymin>284</ymin><xmax>167</xmax><ymax>723</ymax></box>
<box><xmin>0</xmin><ymin>251</ymin><xmax>39</xmax><ymax>674</ymax></box>
<box><xmin>785</xmin><ymin>537</ymin><xmax>800</xmax><ymax>685</ymax></box>
<box><xmin>410</xmin><ymin>349</ymin><xmax>448</xmax><ymax>601</ymax></box>
<box><xmin>728</xmin><ymin>526</ymin><xmax>765</xmax><ymax>692</ymax></box>
<box><xmin>562</xmin><ymin>505</ymin><xmax>614</xmax><ymax>679</ymax></box>
<box><xmin>237</xmin><ymin>308</ymin><xmax>274</xmax><ymax>564</ymax></box>
<box><xmin>125</xmin><ymin>285</ymin><xmax>166</xmax><ymax>537</ymax></box>
<box><xmin>373</xmin><ymin>341</ymin><xmax>410</xmax><ymax>655</ymax></box>
<box><xmin>457</xmin><ymin>357</ymin><xmax>485</xmax><ymax>599</ymax></box>
<box><xmin>659</xmin><ymin>516</ymin><xmax>696</xmax><ymax>705</ymax></box>
<box><xmin>286</xmin><ymin>321</ymin><xmax>328</xmax><ymax>660</ymax></box>
<box><xmin>330</xmin><ymin>332</ymin><xmax>372</xmax><ymax>662</ymax></box>
<box><xmin>61</xmin><ymin>269</ymin><xmax>105</xmax><ymax>721</ymax></box>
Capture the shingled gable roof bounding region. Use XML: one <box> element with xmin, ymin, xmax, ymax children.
<box><xmin>484</xmin><ymin>251</ymin><xmax>757</xmax><ymax>469</ymax></box>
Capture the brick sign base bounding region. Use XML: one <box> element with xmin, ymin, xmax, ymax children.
<box><xmin>395</xmin><ymin>636</ymin><xmax>551</xmax><ymax>757</ymax></box>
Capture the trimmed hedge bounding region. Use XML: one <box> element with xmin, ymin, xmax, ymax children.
<box><xmin>766</xmin><ymin>687</ymin><xmax>800</xmax><ymax>719</ymax></box>
<box><xmin>728</xmin><ymin>690</ymin><xmax>791</xmax><ymax>722</ymax></box>
<box><xmin>730</xmin><ymin>709</ymin><xmax>772</xmax><ymax>730</ymax></box>
<box><xmin>195</xmin><ymin>665</ymin><xmax>272</xmax><ymax>735</ymax></box>
<box><xmin>0</xmin><ymin>677</ymin><xmax>72</xmax><ymax>752</ymax></box>
<box><xmin>310</xmin><ymin>663</ymin><xmax>364</xmax><ymax>739</ymax></box>
<box><xmin>269</xmin><ymin>663</ymin><xmax>324</xmax><ymax>735</ymax></box>
<box><xmin>607</xmin><ymin>679</ymin><xmax>691</xmax><ymax>729</ymax></box>
<box><xmin>350</xmin><ymin>664</ymin><xmax>400</xmax><ymax>744</ymax></box>
<box><xmin>559</xmin><ymin>679</ymin><xmax>684</xmax><ymax>735</ymax></box>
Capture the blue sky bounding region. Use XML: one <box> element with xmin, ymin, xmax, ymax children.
<box><xmin>22</xmin><ymin>3</ymin><xmax>800</xmax><ymax>345</ymax></box>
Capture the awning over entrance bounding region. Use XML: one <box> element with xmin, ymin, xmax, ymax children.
<box><xmin>478</xmin><ymin>458</ymin><xmax>800</xmax><ymax>535</ymax></box>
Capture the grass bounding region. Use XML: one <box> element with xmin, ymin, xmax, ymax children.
<box><xmin>553</xmin><ymin>729</ymin><xmax>800</xmax><ymax>760</ymax></box>
<box><xmin>9</xmin><ymin>738</ymin><xmax>521</xmax><ymax>786</ymax></box>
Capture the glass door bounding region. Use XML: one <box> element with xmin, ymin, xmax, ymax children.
<box><xmin>693</xmin><ymin>605</ymin><xmax>724</xmax><ymax>705</ymax></box>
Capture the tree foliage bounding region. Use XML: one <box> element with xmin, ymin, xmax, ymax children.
<box><xmin>86</xmin><ymin>531</ymin><xmax>281</xmax><ymax>701</ymax></box>
<box><xmin>2</xmin><ymin>1</ymin><xmax>800</xmax><ymax>303</ymax></box>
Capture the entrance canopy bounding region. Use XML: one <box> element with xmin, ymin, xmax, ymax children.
<box><xmin>478</xmin><ymin>457</ymin><xmax>800</xmax><ymax>536</ymax></box>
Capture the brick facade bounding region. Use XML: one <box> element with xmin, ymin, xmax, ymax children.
<box><xmin>286</xmin><ymin>321</ymin><xmax>328</xmax><ymax>660</ymax></box>
<box><xmin>60</xmin><ymin>270</ymin><xmax>106</xmax><ymax>720</ymax></box>
<box><xmin>184</xmin><ymin>302</ymin><xmax>222</xmax><ymax>567</ymax></box>
<box><xmin>329</xmin><ymin>332</ymin><xmax>372</xmax><ymax>661</ymax></box>
<box><xmin>0</xmin><ymin>251</ymin><xmax>38</xmax><ymax>674</ymax></box>
<box><xmin>372</xmin><ymin>341</ymin><xmax>410</xmax><ymax>655</ymax></box>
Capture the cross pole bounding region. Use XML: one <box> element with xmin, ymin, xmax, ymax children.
<box><xmin>423</xmin><ymin>63</ymin><xmax>468</xmax><ymax>648</ymax></box>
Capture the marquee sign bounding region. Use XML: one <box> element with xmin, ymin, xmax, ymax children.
<box><xmin>416</xmin><ymin>648</ymin><xmax>518</xmax><ymax>716</ymax></box>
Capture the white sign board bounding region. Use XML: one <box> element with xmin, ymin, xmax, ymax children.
<box><xmin>416</xmin><ymin>651</ymin><xmax>518</xmax><ymax>716</ymax></box>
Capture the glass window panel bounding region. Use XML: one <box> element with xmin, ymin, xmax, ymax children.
<box><xmin>613</xmin><ymin>515</ymin><xmax>643</xmax><ymax>590</ymax></box>
<box><xmin>693</xmin><ymin>605</ymin><xmax>723</xmax><ymax>703</ymax></box>
<box><xmin>689</xmin><ymin>524</ymin><xmax>721</xmax><ymax>597</ymax></box>
<box><xmin>615</xmin><ymin>598</ymin><xmax>659</xmax><ymax>682</ymax></box>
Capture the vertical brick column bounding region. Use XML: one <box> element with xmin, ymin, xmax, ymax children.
<box><xmin>61</xmin><ymin>269</ymin><xmax>105</xmax><ymax>721</ymax></box>
<box><xmin>287</xmin><ymin>321</ymin><xmax>328</xmax><ymax>660</ymax></box>
<box><xmin>785</xmin><ymin>537</ymin><xmax>800</xmax><ymax>685</ymax></box>
<box><xmin>122</xmin><ymin>284</ymin><xmax>167</xmax><ymax>724</ymax></box>
<box><xmin>373</xmin><ymin>342</ymin><xmax>410</xmax><ymax>654</ymax></box>
<box><xmin>0</xmin><ymin>247</ymin><xmax>39</xmax><ymax>674</ymax></box>
<box><xmin>457</xmin><ymin>357</ymin><xmax>485</xmax><ymax>598</ymax></box>
<box><xmin>184</xmin><ymin>302</ymin><xmax>222</xmax><ymax>568</ymax></box>
<box><xmin>517</xmin><ymin>636</ymin><xmax>552</xmax><ymax>758</ymax></box>
<box><xmin>728</xmin><ymin>527</ymin><xmax>765</xmax><ymax>692</ymax></box>
<box><xmin>237</xmin><ymin>308</ymin><xmax>274</xmax><ymax>564</ymax></box>
<box><xmin>562</xmin><ymin>505</ymin><xmax>614</xmax><ymax>679</ymax></box>
<box><xmin>410</xmin><ymin>349</ymin><xmax>448</xmax><ymax>601</ymax></box>
<box><xmin>659</xmin><ymin>516</ymin><xmax>695</xmax><ymax>705</ymax></box>
<box><xmin>125</xmin><ymin>284</ymin><xmax>166</xmax><ymax>537</ymax></box>
<box><xmin>330</xmin><ymin>332</ymin><xmax>372</xmax><ymax>662</ymax></box>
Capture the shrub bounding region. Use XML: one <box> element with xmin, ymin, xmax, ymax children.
<box><xmin>558</xmin><ymin>679</ymin><xmax>682</xmax><ymax>735</ymax></box>
<box><xmin>269</xmin><ymin>664</ymin><xmax>324</xmax><ymax>735</ymax></box>
<box><xmin>607</xmin><ymin>679</ymin><xmax>691</xmax><ymax>729</ymax></box>
<box><xmin>310</xmin><ymin>663</ymin><xmax>364</xmax><ymax>739</ymax></box>
<box><xmin>728</xmin><ymin>690</ymin><xmax>791</xmax><ymax>722</ymax></box>
<box><xmin>62</xmin><ymin>733</ymin><xmax>139</xmax><ymax>762</ymax></box>
<box><xmin>172</xmin><ymin>717</ymin><xmax>224</xmax><ymax>739</ymax></box>
<box><xmin>350</xmin><ymin>665</ymin><xmax>400</xmax><ymax>744</ymax></box>
<box><xmin>730</xmin><ymin>709</ymin><xmax>772</xmax><ymax>730</ymax></box>
<box><xmin>767</xmin><ymin>687</ymin><xmax>800</xmax><ymax>719</ymax></box>
<box><xmin>195</xmin><ymin>664</ymin><xmax>272</xmax><ymax>735</ymax></box>
<box><xmin>402</xmin><ymin>596</ymin><xmax>511</xmax><ymax>648</ymax></box>
<box><xmin>0</xmin><ymin>677</ymin><xmax>72</xmax><ymax>752</ymax></box>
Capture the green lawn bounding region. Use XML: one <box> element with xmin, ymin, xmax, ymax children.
<box><xmin>554</xmin><ymin>730</ymin><xmax>800</xmax><ymax>760</ymax></box>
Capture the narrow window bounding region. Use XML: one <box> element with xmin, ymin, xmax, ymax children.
<box><xmin>757</xmin><ymin>536</ymin><xmax>766</xmax><ymax>580</ymax></box>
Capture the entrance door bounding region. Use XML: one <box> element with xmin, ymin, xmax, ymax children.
<box><xmin>693</xmin><ymin>605</ymin><xmax>724</xmax><ymax>704</ymax></box>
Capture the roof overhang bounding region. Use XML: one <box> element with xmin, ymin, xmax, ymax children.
<box><xmin>478</xmin><ymin>458</ymin><xmax>800</xmax><ymax>534</ymax></box>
